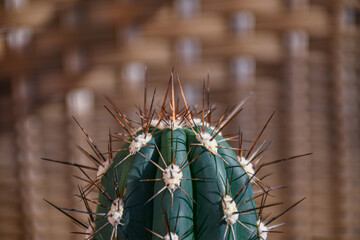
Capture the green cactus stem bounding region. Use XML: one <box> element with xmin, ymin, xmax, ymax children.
<box><xmin>43</xmin><ymin>72</ymin><xmax>311</xmax><ymax>240</ymax></box>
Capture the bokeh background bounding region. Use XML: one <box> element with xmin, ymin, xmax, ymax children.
<box><xmin>0</xmin><ymin>0</ymin><xmax>359</xmax><ymax>239</ymax></box>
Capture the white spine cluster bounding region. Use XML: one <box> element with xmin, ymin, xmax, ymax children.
<box><xmin>129</xmin><ymin>133</ymin><xmax>152</xmax><ymax>155</ymax></box>
<box><xmin>257</xmin><ymin>220</ymin><xmax>268</xmax><ymax>240</ymax></box>
<box><xmin>108</xmin><ymin>198</ymin><xmax>124</xmax><ymax>226</ymax></box>
<box><xmin>164</xmin><ymin>232</ymin><xmax>179</xmax><ymax>240</ymax></box>
<box><xmin>172</xmin><ymin>120</ymin><xmax>184</xmax><ymax>130</ymax></box>
<box><xmin>96</xmin><ymin>159</ymin><xmax>111</xmax><ymax>178</ymax></box>
<box><xmin>222</xmin><ymin>195</ymin><xmax>239</xmax><ymax>225</ymax></box>
<box><xmin>150</xmin><ymin>119</ymin><xmax>166</xmax><ymax>130</ymax></box>
<box><xmin>196</xmin><ymin>132</ymin><xmax>218</xmax><ymax>154</ymax></box>
<box><xmin>237</xmin><ymin>156</ymin><xmax>255</xmax><ymax>179</ymax></box>
<box><xmin>191</xmin><ymin>118</ymin><xmax>221</xmax><ymax>135</ymax></box>
<box><xmin>150</xmin><ymin>119</ymin><xmax>184</xmax><ymax>130</ymax></box>
<box><xmin>163</xmin><ymin>164</ymin><xmax>183</xmax><ymax>192</ymax></box>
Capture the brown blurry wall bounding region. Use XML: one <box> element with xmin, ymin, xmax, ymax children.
<box><xmin>0</xmin><ymin>0</ymin><xmax>359</xmax><ymax>239</ymax></box>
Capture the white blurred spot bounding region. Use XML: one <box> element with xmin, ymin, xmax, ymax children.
<box><xmin>284</xmin><ymin>30</ymin><xmax>309</xmax><ymax>57</ymax></box>
<box><xmin>7</xmin><ymin>27</ymin><xmax>32</xmax><ymax>51</ymax></box>
<box><xmin>231</xmin><ymin>11</ymin><xmax>255</xmax><ymax>36</ymax></box>
<box><xmin>67</xmin><ymin>89</ymin><xmax>94</xmax><ymax>116</ymax></box>
<box><xmin>176</xmin><ymin>37</ymin><xmax>201</xmax><ymax>64</ymax></box>
<box><xmin>4</xmin><ymin>0</ymin><xmax>27</xmax><ymax>9</ymax></box>
<box><xmin>174</xmin><ymin>0</ymin><xmax>200</xmax><ymax>18</ymax></box>
<box><xmin>122</xmin><ymin>62</ymin><xmax>146</xmax><ymax>86</ymax></box>
<box><xmin>230</xmin><ymin>56</ymin><xmax>256</xmax><ymax>84</ymax></box>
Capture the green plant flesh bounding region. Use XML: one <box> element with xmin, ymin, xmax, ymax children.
<box><xmin>95</xmin><ymin>126</ymin><xmax>258</xmax><ymax>240</ymax></box>
<box><xmin>43</xmin><ymin>74</ymin><xmax>311</xmax><ymax>240</ymax></box>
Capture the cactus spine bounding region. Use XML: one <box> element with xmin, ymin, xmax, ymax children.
<box><xmin>44</xmin><ymin>72</ymin><xmax>310</xmax><ymax>240</ymax></box>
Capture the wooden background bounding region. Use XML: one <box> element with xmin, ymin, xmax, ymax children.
<box><xmin>0</xmin><ymin>0</ymin><xmax>359</xmax><ymax>239</ymax></box>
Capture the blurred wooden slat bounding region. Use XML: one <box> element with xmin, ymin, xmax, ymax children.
<box><xmin>0</xmin><ymin>0</ymin><xmax>359</xmax><ymax>240</ymax></box>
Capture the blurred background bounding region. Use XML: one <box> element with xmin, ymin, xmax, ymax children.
<box><xmin>0</xmin><ymin>0</ymin><xmax>359</xmax><ymax>239</ymax></box>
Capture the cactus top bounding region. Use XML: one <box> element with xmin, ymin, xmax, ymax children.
<box><xmin>43</xmin><ymin>73</ymin><xmax>310</xmax><ymax>240</ymax></box>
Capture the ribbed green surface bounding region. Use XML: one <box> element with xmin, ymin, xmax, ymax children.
<box><xmin>95</xmin><ymin>127</ymin><xmax>258</xmax><ymax>240</ymax></box>
<box><xmin>152</xmin><ymin>129</ymin><xmax>194</xmax><ymax>240</ymax></box>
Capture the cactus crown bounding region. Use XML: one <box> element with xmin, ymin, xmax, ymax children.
<box><xmin>44</xmin><ymin>71</ymin><xmax>310</xmax><ymax>240</ymax></box>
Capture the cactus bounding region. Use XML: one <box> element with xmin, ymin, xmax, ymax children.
<box><xmin>43</xmin><ymin>72</ymin><xmax>310</xmax><ymax>240</ymax></box>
